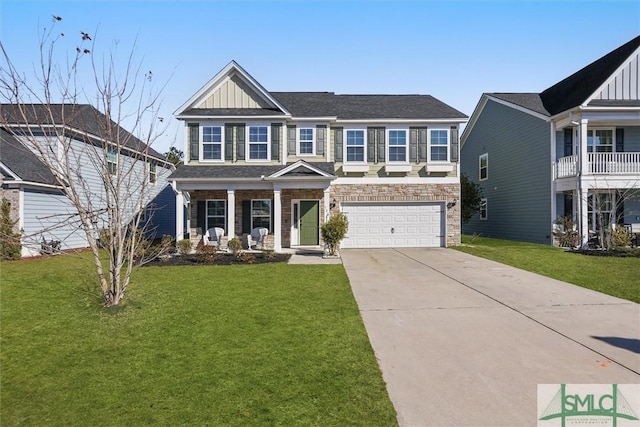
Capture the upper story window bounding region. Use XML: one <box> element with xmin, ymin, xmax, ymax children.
<box><xmin>587</xmin><ymin>129</ymin><xmax>613</xmax><ymax>153</ymax></box>
<box><xmin>202</xmin><ymin>125</ymin><xmax>223</xmax><ymax>160</ymax></box>
<box><xmin>298</xmin><ymin>128</ymin><xmax>315</xmax><ymax>155</ymax></box>
<box><xmin>387</xmin><ymin>129</ymin><xmax>408</xmax><ymax>162</ymax></box>
<box><xmin>479</xmin><ymin>153</ymin><xmax>488</xmax><ymax>181</ymax></box>
<box><xmin>248</xmin><ymin>125</ymin><xmax>269</xmax><ymax>160</ymax></box>
<box><xmin>345</xmin><ymin>129</ymin><xmax>365</xmax><ymax>162</ymax></box>
<box><xmin>107</xmin><ymin>147</ymin><xmax>118</xmax><ymax>175</ymax></box>
<box><xmin>149</xmin><ymin>162</ymin><xmax>157</xmax><ymax>183</ymax></box>
<box><xmin>429</xmin><ymin>129</ymin><xmax>449</xmax><ymax>162</ymax></box>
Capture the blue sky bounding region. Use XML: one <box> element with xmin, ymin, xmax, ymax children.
<box><xmin>1</xmin><ymin>0</ymin><xmax>639</xmax><ymax>153</ymax></box>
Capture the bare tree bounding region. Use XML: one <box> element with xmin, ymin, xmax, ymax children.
<box><xmin>0</xmin><ymin>18</ymin><xmax>169</xmax><ymax>306</ymax></box>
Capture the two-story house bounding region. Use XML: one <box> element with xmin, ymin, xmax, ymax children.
<box><xmin>170</xmin><ymin>61</ymin><xmax>467</xmax><ymax>251</ymax></box>
<box><xmin>0</xmin><ymin>104</ymin><xmax>176</xmax><ymax>257</ymax></box>
<box><xmin>461</xmin><ymin>35</ymin><xmax>640</xmax><ymax>245</ymax></box>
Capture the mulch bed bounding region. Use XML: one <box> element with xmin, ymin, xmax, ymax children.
<box><xmin>568</xmin><ymin>248</ymin><xmax>640</xmax><ymax>258</ymax></box>
<box><xmin>142</xmin><ymin>252</ymin><xmax>292</xmax><ymax>267</ymax></box>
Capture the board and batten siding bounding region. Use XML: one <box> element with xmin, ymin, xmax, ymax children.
<box><xmin>198</xmin><ymin>74</ymin><xmax>271</xmax><ymax>109</ymax></box>
<box><xmin>22</xmin><ymin>188</ymin><xmax>88</xmax><ymax>255</ymax></box>
<box><xmin>594</xmin><ymin>51</ymin><xmax>639</xmax><ymax>101</ymax></box>
<box><xmin>461</xmin><ymin>99</ymin><xmax>552</xmax><ymax>244</ymax></box>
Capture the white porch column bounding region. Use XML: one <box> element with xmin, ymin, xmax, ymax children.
<box><xmin>577</xmin><ymin>119</ymin><xmax>589</xmax><ymax>244</ymax></box>
<box><xmin>227</xmin><ymin>190</ymin><xmax>235</xmax><ymax>239</ymax></box>
<box><xmin>175</xmin><ymin>190</ymin><xmax>184</xmax><ymax>241</ymax></box>
<box><xmin>323</xmin><ymin>188</ymin><xmax>331</xmax><ymax>220</ymax></box>
<box><xmin>273</xmin><ymin>189</ymin><xmax>282</xmax><ymax>251</ymax></box>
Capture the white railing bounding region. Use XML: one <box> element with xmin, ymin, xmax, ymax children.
<box><xmin>554</xmin><ymin>152</ymin><xmax>640</xmax><ymax>178</ymax></box>
<box><xmin>555</xmin><ymin>155</ymin><xmax>578</xmax><ymax>178</ymax></box>
<box><xmin>588</xmin><ymin>152</ymin><xmax>640</xmax><ymax>174</ymax></box>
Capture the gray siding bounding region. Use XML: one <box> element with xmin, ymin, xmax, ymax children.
<box><xmin>461</xmin><ymin>100</ymin><xmax>552</xmax><ymax>243</ymax></box>
<box><xmin>623</xmin><ymin>126</ymin><xmax>640</xmax><ymax>151</ymax></box>
<box><xmin>22</xmin><ymin>188</ymin><xmax>89</xmax><ymax>255</ymax></box>
<box><xmin>143</xmin><ymin>184</ymin><xmax>176</xmax><ymax>239</ymax></box>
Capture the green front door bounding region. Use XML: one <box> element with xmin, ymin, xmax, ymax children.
<box><xmin>299</xmin><ymin>201</ymin><xmax>319</xmax><ymax>245</ymax></box>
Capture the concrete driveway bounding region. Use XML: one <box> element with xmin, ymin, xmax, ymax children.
<box><xmin>341</xmin><ymin>248</ymin><xmax>640</xmax><ymax>427</ymax></box>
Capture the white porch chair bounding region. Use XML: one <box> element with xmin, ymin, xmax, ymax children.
<box><xmin>203</xmin><ymin>227</ymin><xmax>224</xmax><ymax>247</ymax></box>
<box><xmin>247</xmin><ymin>227</ymin><xmax>269</xmax><ymax>250</ymax></box>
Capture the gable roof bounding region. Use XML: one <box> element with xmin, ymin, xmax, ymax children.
<box><xmin>174</xmin><ymin>60</ymin><xmax>291</xmax><ymax>117</ymax></box>
<box><xmin>540</xmin><ymin>35</ymin><xmax>640</xmax><ymax>115</ymax></box>
<box><xmin>1</xmin><ymin>104</ymin><xmax>167</xmax><ymax>162</ymax></box>
<box><xmin>0</xmin><ymin>128</ymin><xmax>59</xmax><ymax>186</ymax></box>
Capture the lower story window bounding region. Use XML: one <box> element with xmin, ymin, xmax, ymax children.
<box><xmin>587</xmin><ymin>192</ymin><xmax>615</xmax><ymax>231</ymax></box>
<box><xmin>252</xmin><ymin>199</ymin><xmax>271</xmax><ymax>230</ymax></box>
<box><xmin>480</xmin><ymin>198</ymin><xmax>488</xmax><ymax>220</ymax></box>
<box><xmin>207</xmin><ymin>200</ymin><xmax>226</xmax><ymax>230</ymax></box>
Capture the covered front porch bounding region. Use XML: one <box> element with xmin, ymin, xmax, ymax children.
<box><xmin>171</xmin><ymin>161</ymin><xmax>336</xmax><ymax>251</ymax></box>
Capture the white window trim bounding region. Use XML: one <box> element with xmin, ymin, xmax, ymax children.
<box><xmin>344</xmin><ymin>128</ymin><xmax>367</xmax><ymax>164</ymax></box>
<box><xmin>480</xmin><ymin>198</ymin><xmax>488</xmax><ymax>220</ymax></box>
<box><xmin>251</xmin><ymin>199</ymin><xmax>271</xmax><ymax>231</ymax></box>
<box><xmin>200</xmin><ymin>123</ymin><xmax>225</xmax><ymax>162</ymax></box>
<box><xmin>246</xmin><ymin>124</ymin><xmax>271</xmax><ymax>162</ymax></box>
<box><xmin>479</xmin><ymin>153</ymin><xmax>488</xmax><ymax>181</ymax></box>
<box><xmin>386</xmin><ymin>128</ymin><xmax>409</xmax><ymax>164</ymax></box>
<box><xmin>206</xmin><ymin>199</ymin><xmax>227</xmax><ymax>230</ymax></box>
<box><xmin>586</xmin><ymin>127</ymin><xmax>616</xmax><ymax>153</ymax></box>
<box><xmin>428</xmin><ymin>128</ymin><xmax>450</xmax><ymax>163</ymax></box>
<box><xmin>148</xmin><ymin>162</ymin><xmax>157</xmax><ymax>184</ymax></box>
<box><xmin>297</xmin><ymin>127</ymin><xmax>316</xmax><ymax>156</ymax></box>
<box><xmin>107</xmin><ymin>146</ymin><xmax>118</xmax><ymax>175</ymax></box>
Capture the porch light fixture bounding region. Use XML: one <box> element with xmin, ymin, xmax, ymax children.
<box><xmin>330</xmin><ymin>198</ymin><xmax>337</xmax><ymax>209</ymax></box>
<box><xmin>447</xmin><ymin>198</ymin><xmax>457</xmax><ymax>209</ymax></box>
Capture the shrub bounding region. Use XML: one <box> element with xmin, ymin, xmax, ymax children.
<box><xmin>196</xmin><ymin>245</ymin><xmax>220</xmax><ymax>263</ymax></box>
<box><xmin>610</xmin><ymin>226</ymin><xmax>631</xmax><ymax>249</ymax></box>
<box><xmin>228</xmin><ymin>237</ymin><xmax>242</xmax><ymax>255</ymax></box>
<box><xmin>321</xmin><ymin>213</ymin><xmax>349</xmax><ymax>256</ymax></box>
<box><xmin>553</xmin><ymin>216</ymin><xmax>579</xmax><ymax>248</ymax></box>
<box><xmin>0</xmin><ymin>198</ymin><xmax>21</xmax><ymax>260</ymax></box>
<box><xmin>237</xmin><ymin>251</ymin><xmax>256</xmax><ymax>264</ymax></box>
<box><xmin>262</xmin><ymin>249</ymin><xmax>276</xmax><ymax>259</ymax></box>
<box><xmin>176</xmin><ymin>239</ymin><xmax>193</xmax><ymax>254</ymax></box>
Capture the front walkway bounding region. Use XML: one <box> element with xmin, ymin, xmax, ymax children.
<box><xmin>341</xmin><ymin>248</ymin><xmax>640</xmax><ymax>426</ymax></box>
<box><xmin>285</xmin><ymin>248</ymin><xmax>342</xmax><ymax>264</ymax></box>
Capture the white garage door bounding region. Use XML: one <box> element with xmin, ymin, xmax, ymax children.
<box><xmin>341</xmin><ymin>202</ymin><xmax>445</xmax><ymax>248</ymax></box>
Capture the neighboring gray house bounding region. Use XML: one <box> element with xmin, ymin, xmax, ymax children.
<box><xmin>461</xmin><ymin>35</ymin><xmax>640</xmax><ymax>245</ymax></box>
<box><xmin>0</xmin><ymin>104</ymin><xmax>176</xmax><ymax>257</ymax></box>
<box><xmin>170</xmin><ymin>61</ymin><xmax>467</xmax><ymax>250</ymax></box>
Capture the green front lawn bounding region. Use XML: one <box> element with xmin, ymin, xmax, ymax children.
<box><xmin>454</xmin><ymin>235</ymin><xmax>640</xmax><ymax>303</ymax></box>
<box><xmin>1</xmin><ymin>255</ymin><xmax>397</xmax><ymax>426</ymax></box>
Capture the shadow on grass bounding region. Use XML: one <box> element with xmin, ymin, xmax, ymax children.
<box><xmin>591</xmin><ymin>336</ymin><xmax>640</xmax><ymax>354</ymax></box>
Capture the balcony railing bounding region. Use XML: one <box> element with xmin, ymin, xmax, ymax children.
<box><xmin>554</xmin><ymin>152</ymin><xmax>640</xmax><ymax>178</ymax></box>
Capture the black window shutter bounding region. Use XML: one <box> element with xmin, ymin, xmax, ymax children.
<box><xmin>418</xmin><ymin>128</ymin><xmax>428</xmax><ymax>162</ymax></box>
<box><xmin>450</xmin><ymin>126</ymin><xmax>459</xmax><ymax>162</ymax></box>
<box><xmin>271</xmin><ymin>123</ymin><xmax>281</xmax><ymax>161</ymax></box>
<box><xmin>334</xmin><ymin>128</ymin><xmax>343</xmax><ymax>162</ymax></box>
<box><xmin>197</xmin><ymin>200</ymin><xmax>206</xmax><ymax>234</ymax></box>
<box><xmin>409</xmin><ymin>128</ymin><xmax>418</xmax><ymax>163</ymax></box>
<box><xmin>376</xmin><ymin>128</ymin><xmax>385</xmax><ymax>163</ymax></box>
<box><xmin>616</xmin><ymin>128</ymin><xmax>624</xmax><ymax>152</ymax></box>
<box><xmin>242</xmin><ymin>200</ymin><xmax>251</xmax><ymax>233</ymax></box>
<box><xmin>367</xmin><ymin>128</ymin><xmax>376</xmax><ymax>162</ymax></box>
<box><xmin>616</xmin><ymin>191</ymin><xmax>625</xmax><ymax>225</ymax></box>
<box><xmin>225</xmin><ymin>125</ymin><xmax>234</xmax><ymax>161</ymax></box>
<box><xmin>287</xmin><ymin>125</ymin><xmax>296</xmax><ymax>155</ymax></box>
<box><xmin>316</xmin><ymin>125</ymin><xmax>326</xmax><ymax>156</ymax></box>
<box><xmin>563</xmin><ymin>194</ymin><xmax>573</xmax><ymax>218</ymax></box>
<box><xmin>236</xmin><ymin>125</ymin><xmax>246</xmax><ymax>161</ymax></box>
<box><xmin>189</xmin><ymin>123</ymin><xmax>199</xmax><ymax>161</ymax></box>
<box><xmin>564</xmin><ymin>128</ymin><xmax>573</xmax><ymax>156</ymax></box>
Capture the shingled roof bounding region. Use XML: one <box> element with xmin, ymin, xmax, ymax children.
<box><xmin>487</xmin><ymin>93</ymin><xmax>550</xmax><ymax>116</ymax></box>
<box><xmin>539</xmin><ymin>35</ymin><xmax>640</xmax><ymax>115</ymax></box>
<box><xmin>0</xmin><ymin>128</ymin><xmax>59</xmax><ymax>186</ymax></box>
<box><xmin>170</xmin><ymin>162</ymin><xmax>335</xmax><ymax>180</ymax></box>
<box><xmin>1</xmin><ymin>104</ymin><xmax>167</xmax><ymax>161</ymax></box>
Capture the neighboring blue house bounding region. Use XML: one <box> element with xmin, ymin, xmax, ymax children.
<box><xmin>461</xmin><ymin>35</ymin><xmax>640</xmax><ymax>245</ymax></box>
<box><xmin>0</xmin><ymin>104</ymin><xmax>176</xmax><ymax>257</ymax></box>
